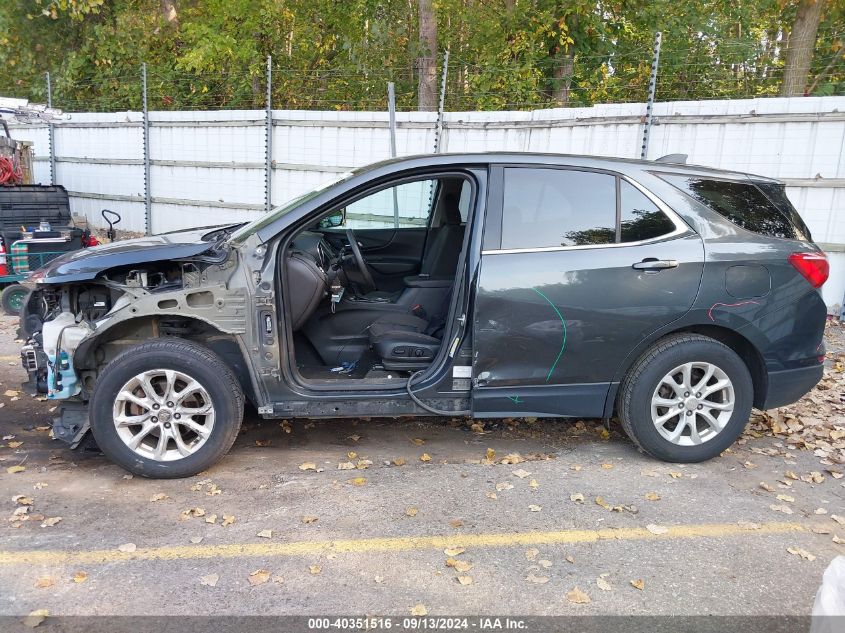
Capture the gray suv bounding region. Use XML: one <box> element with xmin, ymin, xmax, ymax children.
<box><xmin>17</xmin><ymin>153</ymin><xmax>829</xmax><ymax>478</ymax></box>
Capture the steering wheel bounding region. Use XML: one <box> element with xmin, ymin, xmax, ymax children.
<box><xmin>345</xmin><ymin>229</ymin><xmax>377</xmax><ymax>293</ymax></box>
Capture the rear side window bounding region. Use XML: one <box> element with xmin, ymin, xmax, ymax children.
<box><xmin>620</xmin><ymin>181</ymin><xmax>677</xmax><ymax>243</ymax></box>
<box><xmin>501</xmin><ymin>168</ymin><xmax>616</xmax><ymax>248</ymax></box>
<box><xmin>658</xmin><ymin>174</ymin><xmax>809</xmax><ymax>241</ymax></box>
<box><xmin>500</xmin><ymin>168</ymin><xmax>678</xmax><ymax>249</ymax></box>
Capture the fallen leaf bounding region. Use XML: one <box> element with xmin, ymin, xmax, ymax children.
<box><xmin>770</xmin><ymin>504</ymin><xmax>794</xmax><ymax>515</ymax></box>
<box><xmin>669</xmin><ymin>472</ymin><xmax>682</xmax><ymax>479</ymax></box>
<box><xmin>248</xmin><ymin>569</ymin><xmax>270</xmax><ymax>586</ymax></box>
<box><xmin>570</xmin><ymin>464</ymin><xmax>582</xmax><ymax>471</ymax></box>
<box><xmin>646</xmin><ymin>524</ymin><xmax>668</xmax><ymax>535</ymax></box>
<box><xmin>34</xmin><ymin>577</ymin><xmax>55</xmax><ymax>589</ymax></box>
<box><xmin>190</xmin><ymin>536</ymin><xmax>203</xmax><ymax>544</ymax></box>
<box><xmin>301</xmin><ymin>515</ymin><xmax>319</xmax><ymax>524</ymax></box>
<box><xmin>525</xmin><ymin>548</ymin><xmax>539</xmax><ymax>561</ymax></box>
<box><xmin>776</xmin><ymin>494</ymin><xmax>795</xmax><ymax>503</ymax></box>
<box><xmin>257</xmin><ymin>529</ymin><xmax>273</xmax><ymax>538</ymax></box>
<box><xmin>337</xmin><ymin>461</ymin><xmax>355</xmax><ymax>472</ymax></box>
<box><xmin>485</xmin><ymin>447</ymin><xmax>496</xmax><ymax>463</ymax></box>
<box><xmin>630</xmin><ymin>579</ymin><xmax>645</xmax><ymax>590</ymax></box>
<box><xmin>118</xmin><ymin>543</ymin><xmax>136</xmax><ymax>553</ymax></box>
<box><xmin>512</xmin><ymin>469</ymin><xmax>531</xmax><ymax>479</ymax></box>
<box><xmin>538</xmin><ymin>559</ymin><xmax>552</xmax><ymax>569</ymax></box>
<box><xmin>3</xmin><ymin>390</ymin><xmax>19</xmax><ymax>397</ymax></box>
<box><xmin>411</xmin><ymin>438</ymin><xmax>426</xmax><ymax>446</ymax></box>
<box><xmin>445</xmin><ymin>547</ymin><xmax>465</xmax><ymax>557</ymax></box>
<box><xmin>495</xmin><ymin>482</ymin><xmax>514</xmax><ymax>492</ymax></box>
<box><xmin>221</xmin><ymin>515</ymin><xmax>235</xmax><ymax>526</ymax></box>
<box><xmin>181</xmin><ymin>507</ymin><xmax>206</xmax><ymax>519</ymax></box>
<box><xmin>449</xmin><ymin>519</ymin><xmax>464</xmax><ymax>528</ymax></box>
<box><xmin>7</xmin><ymin>441</ymin><xmax>22</xmax><ymax>448</ymax></box>
<box><xmin>566</xmin><ymin>587</ymin><xmax>591</xmax><ymax>604</ymax></box>
<box><xmin>392</xmin><ymin>458</ymin><xmax>406</xmax><ymax>466</ymax></box>
<box><xmin>525</xmin><ymin>573</ymin><xmax>549</xmax><ymax>584</ymax></box>
<box><xmin>13</xmin><ymin>495</ymin><xmax>33</xmax><ymax>506</ymax></box>
<box><xmin>33</xmin><ymin>483</ymin><xmax>47</xmax><ymax>490</ymax></box>
<box><xmin>254</xmin><ymin>439</ymin><xmax>271</xmax><ymax>447</ymax></box>
<box><xmin>832</xmin><ymin>535</ymin><xmax>844</xmax><ymax>544</ymax></box>
<box><xmin>738</xmin><ymin>521</ymin><xmax>761</xmax><ymax>530</ymax></box>
<box><xmin>446</xmin><ymin>559</ymin><xmax>472</xmax><ymax>573</ymax></box>
<box><xmin>529</xmin><ymin>479</ymin><xmax>539</xmax><ymax>490</ymax></box>
<box><xmin>200</xmin><ymin>574</ymin><xmax>219</xmax><ymax>587</ymax></box>
<box><xmin>815</xmin><ymin>508</ymin><xmax>828</xmax><ymax>515</ymax></box>
<box><xmin>565</xmin><ymin>555</ymin><xmax>575</xmax><ymax>564</ymax></box>
<box><xmin>644</xmin><ymin>492</ymin><xmax>661</xmax><ymax>501</ymax></box>
<box><xmin>299</xmin><ymin>462</ymin><xmax>317</xmax><ymax>471</ymax></box>
<box><xmin>22</xmin><ymin>609</ymin><xmax>48</xmax><ymax>628</ymax></box>
<box><xmin>570</xmin><ymin>493</ymin><xmax>584</xmax><ymax>503</ymax></box>
<box><xmin>457</xmin><ymin>575</ymin><xmax>473</xmax><ymax>585</ymax></box>
<box><xmin>309</xmin><ymin>565</ymin><xmax>322</xmax><ymax>575</ymax></box>
<box><xmin>601</xmin><ymin>463</ymin><xmax>614</xmax><ymax>470</ymax></box>
<box><xmin>528</xmin><ymin>505</ymin><xmax>542</xmax><ymax>512</ymax></box>
<box><xmin>405</xmin><ymin>507</ymin><xmax>418</xmax><ymax>517</ymax></box>
<box><xmin>149</xmin><ymin>493</ymin><xmax>169</xmax><ymax>502</ymax></box>
<box><xmin>348</xmin><ymin>477</ymin><xmax>367</xmax><ymax>486</ymax></box>
<box><xmin>40</xmin><ymin>517</ymin><xmax>62</xmax><ymax>528</ymax></box>
<box><xmin>831</xmin><ymin>515</ymin><xmax>845</xmax><ymax>526</ymax></box>
<box><xmin>72</xmin><ymin>571</ymin><xmax>88</xmax><ymax>584</ymax></box>
<box><xmin>596</xmin><ymin>575</ymin><xmax>612</xmax><ymax>591</ymax></box>
<box><xmin>486</xmin><ymin>492</ymin><xmax>498</xmax><ymax>500</ymax></box>
<box><xmin>410</xmin><ymin>604</ymin><xmax>428</xmax><ymax>616</ymax></box>
<box><xmin>356</xmin><ymin>459</ymin><xmax>373</xmax><ymax>470</ymax></box>
<box><xmin>786</xmin><ymin>547</ymin><xmax>816</xmax><ymax>561</ymax></box>
<box><xmin>760</xmin><ymin>482</ymin><xmax>774</xmax><ymax>492</ymax></box>
<box><xmin>205</xmin><ymin>514</ymin><xmax>217</xmax><ymax>524</ymax></box>
<box><xmin>420</xmin><ymin>453</ymin><xmax>432</xmax><ymax>462</ymax></box>
<box><xmin>6</xmin><ymin>465</ymin><xmax>25</xmax><ymax>474</ymax></box>
<box><xmin>784</xmin><ymin>470</ymin><xmax>799</xmax><ymax>480</ymax></box>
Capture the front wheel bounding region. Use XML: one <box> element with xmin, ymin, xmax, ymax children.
<box><xmin>89</xmin><ymin>338</ymin><xmax>244</xmax><ymax>478</ymax></box>
<box><xmin>617</xmin><ymin>333</ymin><xmax>753</xmax><ymax>463</ymax></box>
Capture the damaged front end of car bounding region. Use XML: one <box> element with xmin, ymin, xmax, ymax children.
<box><xmin>18</xmin><ymin>226</ymin><xmax>259</xmax><ymax>449</ymax></box>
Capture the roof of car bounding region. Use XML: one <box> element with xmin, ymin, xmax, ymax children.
<box><xmin>356</xmin><ymin>152</ymin><xmax>780</xmax><ymax>183</ymax></box>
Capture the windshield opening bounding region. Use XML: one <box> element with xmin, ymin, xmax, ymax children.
<box><xmin>230</xmin><ymin>172</ymin><xmax>354</xmax><ymax>242</ymax></box>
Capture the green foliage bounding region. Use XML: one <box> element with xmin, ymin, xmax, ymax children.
<box><xmin>0</xmin><ymin>0</ymin><xmax>843</xmax><ymax>111</ymax></box>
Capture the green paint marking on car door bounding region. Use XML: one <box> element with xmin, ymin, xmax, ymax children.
<box><xmin>530</xmin><ymin>287</ymin><xmax>567</xmax><ymax>382</ymax></box>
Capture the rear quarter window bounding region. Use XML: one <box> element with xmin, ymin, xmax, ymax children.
<box><xmin>657</xmin><ymin>173</ymin><xmax>809</xmax><ymax>241</ymax></box>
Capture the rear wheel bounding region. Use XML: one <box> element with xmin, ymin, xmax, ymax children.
<box><xmin>1</xmin><ymin>284</ymin><xmax>28</xmax><ymax>316</ymax></box>
<box><xmin>89</xmin><ymin>338</ymin><xmax>244</xmax><ymax>478</ymax></box>
<box><xmin>618</xmin><ymin>333</ymin><xmax>753</xmax><ymax>463</ymax></box>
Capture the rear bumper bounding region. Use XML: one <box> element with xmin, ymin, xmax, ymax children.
<box><xmin>761</xmin><ymin>364</ymin><xmax>824</xmax><ymax>410</ymax></box>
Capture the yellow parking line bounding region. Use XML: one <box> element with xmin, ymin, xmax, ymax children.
<box><xmin>0</xmin><ymin>521</ymin><xmax>806</xmax><ymax>567</ymax></box>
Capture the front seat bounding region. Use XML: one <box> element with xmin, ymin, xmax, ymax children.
<box><xmin>362</xmin><ymin>192</ymin><xmax>465</xmax><ymax>302</ymax></box>
<box><xmin>368</xmin><ymin>313</ymin><xmax>444</xmax><ymax>370</ymax></box>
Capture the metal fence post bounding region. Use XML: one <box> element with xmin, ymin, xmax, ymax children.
<box><xmin>141</xmin><ymin>62</ymin><xmax>152</xmax><ymax>235</ymax></box>
<box><xmin>265</xmin><ymin>55</ymin><xmax>273</xmax><ymax>214</ymax></box>
<box><xmin>45</xmin><ymin>72</ymin><xmax>56</xmax><ymax>186</ymax></box>
<box><xmin>433</xmin><ymin>49</ymin><xmax>450</xmax><ymax>154</ymax></box>
<box><xmin>640</xmin><ymin>32</ymin><xmax>662</xmax><ymax>160</ymax></box>
<box><xmin>387</xmin><ymin>81</ymin><xmax>399</xmax><ymax>228</ymax></box>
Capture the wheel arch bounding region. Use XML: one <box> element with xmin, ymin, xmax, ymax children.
<box><xmin>607</xmin><ymin>322</ymin><xmax>768</xmax><ymax>416</ymax></box>
<box><xmin>74</xmin><ymin>315</ymin><xmax>262</xmax><ymax>407</ymax></box>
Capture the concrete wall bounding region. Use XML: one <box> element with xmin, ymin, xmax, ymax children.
<box><xmin>9</xmin><ymin>96</ymin><xmax>845</xmax><ymax>307</ymax></box>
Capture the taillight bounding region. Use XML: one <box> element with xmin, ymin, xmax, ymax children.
<box><xmin>788</xmin><ymin>252</ymin><xmax>829</xmax><ymax>288</ymax></box>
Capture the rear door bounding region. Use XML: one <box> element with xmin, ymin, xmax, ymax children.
<box><xmin>471</xmin><ymin>165</ymin><xmax>704</xmax><ymax>418</ymax></box>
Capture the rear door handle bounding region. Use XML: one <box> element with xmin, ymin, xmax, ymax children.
<box><xmin>632</xmin><ymin>258</ymin><xmax>679</xmax><ymax>271</ymax></box>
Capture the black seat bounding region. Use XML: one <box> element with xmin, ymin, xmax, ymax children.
<box><xmin>368</xmin><ymin>313</ymin><xmax>442</xmax><ymax>370</ymax></box>
<box><xmin>361</xmin><ymin>192</ymin><xmax>465</xmax><ymax>303</ymax></box>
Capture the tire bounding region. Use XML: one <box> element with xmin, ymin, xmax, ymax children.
<box><xmin>617</xmin><ymin>333</ymin><xmax>753</xmax><ymax>463</ymax></box>
<box><xmin>89</xmin><ymin>338</ymin><xmax>244</xmax><ymax>478</ymax></box>
<box><xmin>1</xmin><ymin>284</ymin><xmax>28</xmax><ymax>316</ymax></box>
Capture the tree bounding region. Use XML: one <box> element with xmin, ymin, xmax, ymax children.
<box><xmin>781</xmin><ymin>0</ymin><xmax>826</xmax><ymax>96</ymax></box>
<box><xmin>417</xmin><ymin>0</ymin><xmax>437</xmax><ymax>110</ymax></box>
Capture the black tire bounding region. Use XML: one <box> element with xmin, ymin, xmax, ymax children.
<box><xmin>1</xmin><ymin>284</ymin><xmax>28</xmax><ymax>316</ymax></box>
<box><xmin>617</xmin><ymin>333</ymin><xmax>753</xmax><ymax>463</ymax></box>
<box><xmin>89</xmin><ymin>338</ymin><xmax>244</xmax><ymax>478</ymax></box>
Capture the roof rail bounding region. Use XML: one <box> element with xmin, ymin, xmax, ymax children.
<box><xmin>654</xmin><ymin>153</ymin><xmax>688</xmax><ymax>164</ymax></box>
